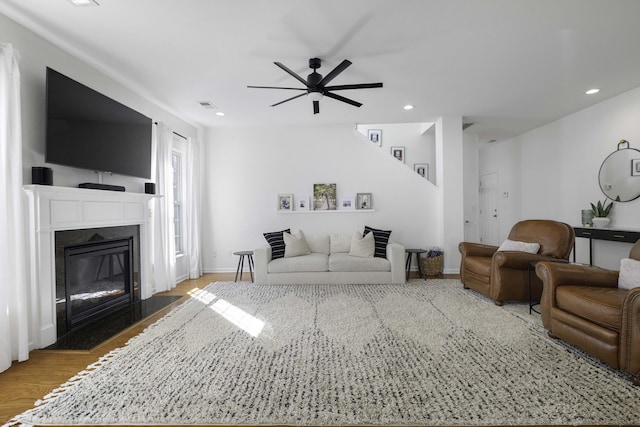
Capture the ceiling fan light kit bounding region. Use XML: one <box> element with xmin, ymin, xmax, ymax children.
<box><xmin>248</xmin><ymin>57</ymin><xmax>383</xmax><ymax>114</ymax></box>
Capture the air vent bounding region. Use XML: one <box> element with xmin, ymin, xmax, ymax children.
<box><xmin>198</xmin><ymin>101</ymin><xmax>217</xmax><ymax>109</ymax></box>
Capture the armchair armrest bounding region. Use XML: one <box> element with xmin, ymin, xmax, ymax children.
<box><xmin>254</xmin><ymin>245</ymin><xmax>272</xmax><ymax>285</ymax></box>
<box><xmin>620</xmin><ymin>287</ymin><xmax>640</xmax><ymax>383</ymax></box>
<box><xmin>459</xmin><ymin>242</ymin><xmax>498</xmax><ymax>258</ymax></box>
<box><xmin>493</xmin><ymin>251</ymin><xmax>568</xmax><ymax>270</ymax></box>
<box><xmin>535</xmin><ymin>261</ymin><xmax>619</xmax><ymax>329</ymax></box>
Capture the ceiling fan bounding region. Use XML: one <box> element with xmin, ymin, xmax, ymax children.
<box><xmin>247</xmin><ymin>58</ymin><xmax>383</xmax><ymax>114</ymax></box>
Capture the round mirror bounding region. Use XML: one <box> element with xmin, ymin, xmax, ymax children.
<box><xmin>598</xmin><ymin>140</ymin><xmax>640</xmax><ymax>202</ymax></box>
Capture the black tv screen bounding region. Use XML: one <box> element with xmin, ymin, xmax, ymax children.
<box><xmin>45</xmin><ymin>67</ymin><xmax>152</xmax><ymax>179</ymax></box>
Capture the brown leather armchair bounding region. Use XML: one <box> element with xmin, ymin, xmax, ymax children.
<box><xmin>458</xmin><ymin>219</ymin><xmax>575</xmax><ymax>305</ymax></box>
<box><xmin>536</xmin><ymin>240</ymin><xmax>640</xmax><ymax>385</ymax></box>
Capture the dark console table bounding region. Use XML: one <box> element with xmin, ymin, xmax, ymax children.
<box><xmin>573</xmin><ymin>227</ymin><xmax>640</xmax><ymax>265</ymax></box>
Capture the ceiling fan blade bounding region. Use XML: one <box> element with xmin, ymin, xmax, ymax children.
<box><xmin>318</xmin><ymin>59</ymin><xmax>352</xmax><ymax>87</ymax></box>
<box><xmin>274</xmin><ymin>62</ymin><xmax>309</xmax><ymax>86</ymax></box>
<box><xmin>324</xmin><ymin>82</ymin><xmax>383</xmax><ymax>91</ymax></box>
<box><xmin>271</xmin><ymin>92</ymin><xmax>306</xmax><ymax>107</ymax></box>
<box><xmin>247</xmin><ymin>85</ymin><xmax>306</xmax><ymax>90</ymax></box>
<box><xmin>313</xmin><ymin>100</ymin><xmax>320</xmax><ymax>114</ymax></box>
<box><xmin>324</xmin><ymin>91</ymin><xmax>362</xmax><ymax>107</ymax></box>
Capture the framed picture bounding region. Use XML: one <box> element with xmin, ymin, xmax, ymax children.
<box><xmin>277</xmin><ymin>193</ymin><xmax>293</xmax><ymax>211</ymax></box>
<box><xmin>296</xmin><ymin>195</ymin><xmax>310</xmax><ymax>211</ymax></box>
<box><xmin>339</xmin><ymin>196</ymin><xmax>355</xmax><ymax>210</ymax></box>
<box><xmin>391</xmin><ymin>146</ymin><xmax>405</xmax><ymax>162</ymax></box>
<box><xmin>632</xmin><ymin>159</ymin><xmax>640</xmax><ymax>176</ymax></box>
<box><xmin>313</xmin><ymin>183</ymin><xmax>337</xmax><ymax>210</ymax></box>
<box><xmin>356</xmin><ymin>193</ymin><xmax>372</xmax><ymax>210</ymax></box>
<box><xmin>414</xmin><ymin>163</ymin><xmax>428</xmax><ymax>178</ymax></box>
<box><xmin>368</xmin><ymin>129</ymin><xmax>382</xmax><ymax>146</ymax></box>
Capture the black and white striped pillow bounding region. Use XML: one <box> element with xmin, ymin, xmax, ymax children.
<box><xmin>363</xmin><ymin>226</ymin><xmax>392</xmax><ymax>258</ymax></box>
<box><xmin>263</xmin><ymin>229</ymin><xmax>290</xmax><ymax>260</ymax></box>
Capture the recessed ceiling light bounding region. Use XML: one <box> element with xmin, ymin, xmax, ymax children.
<box><xmin>216</xmin><ymin>112</ymin><xmax>226</xmax><ymax>117</ymax></box>
<box><xmin>585</xmin><ymin>88</ymin><xmax>600</xmax><ymax>95</ymax></box>
<box><xmin>68</xmin><ymin>0</ymin><xmax>99</xmax><ymax>6</ymax></box>
<box><xmin>403</xmin><ymin>104</ymin><xmax>414</xmax><ymax>110</ymax></box>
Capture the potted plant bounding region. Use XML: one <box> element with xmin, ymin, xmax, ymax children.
<box><xmin>590</xmin><ymin>199</ymin><xmax>614</xmax><ymax>228</ymax></box>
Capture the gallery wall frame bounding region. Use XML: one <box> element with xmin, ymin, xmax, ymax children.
<box><xmin>391</xmin><ymin>146</ymin><xmax>405</xmax><ymax>163</ymax></box>
<box><xmin>356</xmin><ymin>193</ymin><xmax>372</xmax><ymax>210</ymax></box>
<box><xmin>368</xmin><ymin>129</ymin><xmax>382</xmax><ymax>146</ymax></box>
<box><xmin>277</xmin><ymin>193</ymin><xmax>293</xmax><ymax>211</ymax></box>
<box><xmin>414</xmin><ymin>163</ymin><xmax>428</xmax><ymax>178</ymax></box>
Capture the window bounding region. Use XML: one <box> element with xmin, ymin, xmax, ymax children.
<box><xmin>172</xmin><ymin>150</ymin><xmax>183</xmax><ymax>254</ymax></box>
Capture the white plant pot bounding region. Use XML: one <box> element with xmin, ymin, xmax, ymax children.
<box><xmin>591</xmin><ymin>217</ymin><xmax>611</xmax><ymax>228</ymax></box>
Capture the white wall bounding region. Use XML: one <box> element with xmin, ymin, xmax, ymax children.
<box><xmin>201</xmin><ymin>124</ymin><xmax>444</xmax><ymax>272</ymax></box>
<box><xmin>356</xmin><ymin>123</ymin><xmax>436</xmax><ymax>185</ymax></box>
<box><xmin>1</xmin><ymin>13</ymin><xmax>199</xmax><ymax>281</ymax></box>
<box><xmin>479</xmin><ymin>86</ymin><xmax>640</xmax><ymax>269</ymax></box>
<box><xmin>1</xmin><ymin>13</ymin><xmax>198</xmax><ymax>190</ymax></box>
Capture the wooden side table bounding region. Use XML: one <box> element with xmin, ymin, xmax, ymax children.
<box><xmin>233</xmin><ymin>250</ymin><xmax>254</xmax><ymax>282</ymax></box>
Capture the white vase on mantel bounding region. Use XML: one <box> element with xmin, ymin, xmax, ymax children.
<box><xmin>592</xmin><ymin>217</ymin><xmax>611</xmax><ymax>228</ymax></box>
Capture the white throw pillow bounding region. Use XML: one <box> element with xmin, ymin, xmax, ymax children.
<box><xmin>618</xmin><ymin>258</ymin><xmax>640</xmax><ymax>290</ymax></box>
<box><xmin>497</xmin><ymin>239</ymin><xmax>540</xmax><ymax>254</ymax></box>
<box><xmin>283</xmin><ymin>230</ymin><xmax>311</xmax><ymax>258</ymax></box>
<box><xmin>349</xmin><ymin>231</ymin><xmax>375</xmax><ymax>258</ymax></box>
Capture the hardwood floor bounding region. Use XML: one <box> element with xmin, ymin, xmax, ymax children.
<box><xmin>0</xmin><ymin>272</ymin><xmax>451</xmax><ymax>425</ymax></box>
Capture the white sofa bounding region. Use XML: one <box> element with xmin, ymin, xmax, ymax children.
<box><xmin>254</xmin><ymin>232</ymin><xmax>406</xmax><ymax>285</ymax></box>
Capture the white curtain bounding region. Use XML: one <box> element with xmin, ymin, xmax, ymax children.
<box><xmin>0</xmin><ymin>43</ymin><xmax>29</xmax><ymax>373</ymax></box>
<box><xmin>185</xmin><ymin>137</ymin><xmax>202</xmax><ymax>279</ymax></box>
<box><xmin>152</xmin><ymin>122</ymin><xmax>176</xmax><ymax>292</ymax></box>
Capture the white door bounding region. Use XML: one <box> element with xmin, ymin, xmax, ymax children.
<box><xmin>479</xmin><ymin>172</ymin><xmax>499</xmax><ymax>245</ymax></box>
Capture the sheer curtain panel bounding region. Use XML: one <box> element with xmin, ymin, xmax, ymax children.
<box><xmin>152</xmin><ymin>122</ymin><xmax>176</xmax><ymax>292</ymax></box>
<box><xmin>0</xmin><ymin>43</ymin><xmax>29</xmax><ymax>372</ymax></box>
<box><xmin>186</xmin><ymin>137</ymin><xmax>202</xmax><ymax>279</ymax></box>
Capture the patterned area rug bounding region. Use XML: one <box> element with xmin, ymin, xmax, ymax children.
<box><xmin>9</xmin><ymin>280</ymin><xmax>640</xmax><ymax>426</ymax></box>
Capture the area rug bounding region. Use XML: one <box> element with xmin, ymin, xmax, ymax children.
<box><xmin>8</xmin><ymin>280</ymin><xmax>640</xmax><ymax>426</ymax></box>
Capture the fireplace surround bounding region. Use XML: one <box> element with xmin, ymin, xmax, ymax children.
<box><xmin>24</xmin><ymin>185</ymin><xmax>156</xmax><ymax>349</ymax></box>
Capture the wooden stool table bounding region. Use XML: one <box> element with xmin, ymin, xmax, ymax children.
<box><xmin>233</xmin><ymin>250</ymin><xmax>254</xmax><ymax>282</ymax></box>
<box><xmin>405</xmin><ymin>248</ymin><xmax>428</xmax><ymax>279</ymax></box>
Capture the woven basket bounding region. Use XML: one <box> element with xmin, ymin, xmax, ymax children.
<box><xmin>422</xmin><ymin>255</ymin><xmax>443</xmax><ymax>276</ymax></box>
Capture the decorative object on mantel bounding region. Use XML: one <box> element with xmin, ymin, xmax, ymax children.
<box><xmin>581</xmin><ymin>209</ymin><xmax>594</xmax><ymax>227</ymax></box>
<box><xmin>313</xmin><ymin>183</ymin><xmax>336</xmax><ymax>210</ymax></box>
<box><xmin>422</xmin><ymin>246</ymin><xmax>444</xmax><ymax>276</ymax></box>
<box><xmin>590</xmin><ymin>198</ymin><xmax>614</xmax><ymax>228</ymax></box>
<box><xmin>356</xmin><ymin>193</ymin><xmax>372</xmax><ymax>210</ymax></box>
<box><xmin>598</xmin><ymin>139</ymin><xmax>640</xmax><ymax>202</ymax></box>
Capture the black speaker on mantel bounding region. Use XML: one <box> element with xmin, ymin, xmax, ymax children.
<box><xmin>32</xmin><ymin>166</ymin><xmax>53</xmax><ymax>185</ymax></box>
<box><xmin>145</xmin><ymin>182</ymin><xmax>156</xmax><ymax>194</ymax></box>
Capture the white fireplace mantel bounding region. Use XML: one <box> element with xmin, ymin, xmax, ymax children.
<box><xmin>24</xmin><ymin>185</ymin><xmax>156</xmax><ymax>349</ymax></box>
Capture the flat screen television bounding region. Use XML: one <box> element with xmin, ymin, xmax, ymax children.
<box><xmin>45</xmin><ymin>67</ymin><xmax>152</xmax><ymax>180</ymax></box>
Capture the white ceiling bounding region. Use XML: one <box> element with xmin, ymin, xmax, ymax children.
<box><xmin>3</xmin><ymin>0</ymin><xmax>640</xmax><ymax>142</ymax></box>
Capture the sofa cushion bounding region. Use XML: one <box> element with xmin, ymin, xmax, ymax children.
<box><xmin>329</xmin><ymin>253</ymin><xmax>391</xmax><ymax>272</ymax></box>
<box><xmin>268</xmin><ymin>253</ymin><xmax>329</xmax><ymax>273</ymax></box>
<box><xmin>330</xmin><ymin>233</ymin><xmax>352</xmax><ymax>254</ymax></box>
<box><xmin>263</xmin><ymin>228</ymin><xmax>290</xmax><ymax>260</ymax></box>
<box><xmin>364</xmin><ymin>226</ymin><xmax>391</xmax><ymax>258</ymax></box>
<box><xmin>349</xmin><ymin>231</ymin><xmax>375</xmax><ymax>258</ymax></box>
<box><xmin>283</xmin><ymin>230</ymin><xmax>311</xmax><ymax>258</ymax></box>
<box><xmin>305</xmin><ymin>233</ymin><xmax>330</xmax><ymax>255</ymax></box>
<box><xmin>556</xmin><ymin>285</ymin><xmax>627</xmax><ymax>331</ymax></box>
<box><xmin>619</xmin><ymin>258</ymin><xmax>640</xmax><ymax>290</ymax></box>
